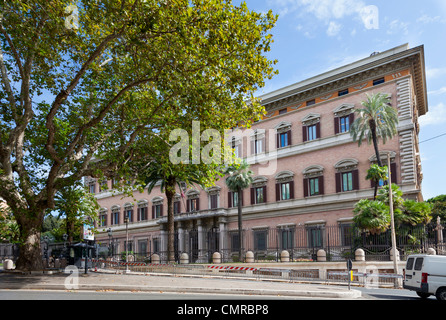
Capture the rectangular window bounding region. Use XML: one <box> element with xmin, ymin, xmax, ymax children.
<box><xmin>280</xmin><ymin>228</ymin><xmax>294</xmax><ymax>250</ymax></box>
<box><xmin>307</xmin><ymin>227</ymin><xmax>323</xmax><ymax>248</ymax></box>
<box><xmin>232</xmin><ymin>144</ymin><xmax>240</xmax><ymax>158</ymax></box>
<box><xmin>188</xmin><ymin>198</ymin><xmax>199</xmax><ymax>212</ymax></box>
<box><xmin>340</xmin><ymin>224</ymin><xmax>353</xmax><ymax>246</ymax></box>
<box><xmin>342</xmin><ymin>172</ymin><xmax>353</xmax><ymax>192</ymax></box>
<box><xmin>309</xmin><ymin>177</ymin><xmax>319</xmax><ymax>196</ymax></box>
<box><xmin>280</xmin><ymin>132</ymin><xmax>288</xmax><ymax>148</ymax></box>
<box><xmin>414</xmin><ymin>258</ymin><xmax>424</xmax><ymax>271</ymax></box>
<box><xmin>255</xmin><ymin>187</ymin><xmax>265</xmax><ymax>204</ymax></box>
<box><xmin>338</xmin><ymin>89</ymin><xmax>349</xmax><ymax>96</ymax></box>
<box><xmin>232</xmin><ymin>192</ymin><xmax>239</xmax><ymax>207</ymax></box>
<box><xmin>306</xmin><ymin>99</ymin><xmax>315</xmax><ymax>106</ymax></box>
<box><xmin>279</xmin><ymin>108</ymin><xmax>287</xmax><ymax>115</ymax></box>
<box><xmin>255</xmin><ymin>138</ymin><xmax>263</xmax><ymax>154</ymax></box>
<box><xmin>373</xmin><ymin>77</ymin><xmax>385</xmax><ymax>86</ymax></box>
<box><xmin>89</xmin><ymin>183</ymin><xmax>96</xmax><ymax>194</ymax></box>
<box><xmin>281</xmin><ymin>182</ymin><xmax>290</xmax><ymax>200</ymax></box>
<box><xmin>254</xmin><ymin>230</ymin><xmax>267</xmax><ymax>251</ymax></box>
<box><xmin>174</xmin><ymin>201</ymin><xmax>181</xmax><ymax>214</ymax></box>
<box><xmin>154</xmin><ymin>204</ymin><xmax>162</xmax><ymax>218</ymax></box>
<box><xmin>209</xmin><ymin>194</ymin><xmax>218</xmax><ymax>209</ymax></box>
<box><xmin>339</xmin><ymin>115</ymin><xmax>350</xmax><ymax>133</ymax></box>
<box><xmin>100</xmin><ymin>215</ymin><xmax>106</xmax><ymax>227</ymax></box>
<box><xmin>112</xmin><ymin>211</ymin><xmax>119</xmax><ymax>225</ymax></box>
<box><xmin>138</xmin><ymin>207</ymin><xmax>147</xmax><ymax>221</ymax></box>
<box><xmin>138</xmin><ymin>240</ymin><xmax>148</xmax><ymax>256</ymax></box>
<box><xmin>230</xmin><ymin>232</ymin><xmax>240</xmax><ymax>252</ymax></box>
<box><xmin>307</xmin><ymin>124</ymin><xmax>317</xmax><ymax>141</ymax></box>
<box><xmin>125</xmin><ymin>209</ymin><xmax>133</xmax><ymax>222</ymax></box>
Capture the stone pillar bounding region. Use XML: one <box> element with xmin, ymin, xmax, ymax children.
<box><xmin>197</xmin><ymin>220</ymin><xmax>205</xmax><ymax>263</ymax></box>
<box><xmin>178</xmin><ymin>222</ymin><xmax>184</xmax><ymax>253</ymax></box>
<box><xmin>355</xmin><ymin>248</ymin><xmax>365</xmax><ymax>261</ymax></box>
<box><xmin>317</xmin><ymin>249</ymin><xmax>326</xmax><ymax>262</ymax></box>
<box><xmin>219</xmin><ymin>217</ymin><xmax>227</xmax><ymax>261</ymax></box>
<box><xmin>152</xmin><ymin>254</ymin><xmax>160</xmax><ymax>264</ymax></box>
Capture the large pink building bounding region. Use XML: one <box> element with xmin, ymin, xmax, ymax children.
<box><xmin>91</xmin><ymin>44</ymin><xmax>428</xmax><ymax>262</ymax></box>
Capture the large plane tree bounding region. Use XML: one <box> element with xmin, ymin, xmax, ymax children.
<box><xmin>0</xmin><ymin>0</ymin><xmax>277</xmax><ymax>270</ymax></box>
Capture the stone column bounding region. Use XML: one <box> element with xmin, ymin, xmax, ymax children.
<box><xmin>177</xmin><ymin>221</ymin><xmax>184</xmax><ymax>253</ymax></box>
<box><xmin>197</xmin><ymin>219</ymin><xmax>205</xmax><ymax>263</ymax></box>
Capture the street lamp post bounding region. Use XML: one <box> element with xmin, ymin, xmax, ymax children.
<box><xmin>387</xmin><ymin>152</ymin><xmax>399</xmax><ymax>288</ymax></box>
<box><xmin>107</xmin><ymin>227</ymin><xmax>113</xmax><ymax>259</ymax></box>
<box><xmin>124</xmin><ymin>217</ymin><xmax>129</xmax><ymax>273</ymax></box>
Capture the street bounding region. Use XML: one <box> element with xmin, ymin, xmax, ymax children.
<box><xmin>0</xmin><ymin>287</ymin><xmax>440</xmax><ymax>300</ymax></box>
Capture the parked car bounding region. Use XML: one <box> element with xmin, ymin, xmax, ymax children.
<box><xmin>403</xmin><ymin>254</ymin><xmax>446</xmax><ymax>300</ymax></box>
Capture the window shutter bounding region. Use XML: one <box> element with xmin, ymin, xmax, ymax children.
<box><xmin>263</xmin><ymin>186</ymin><xmax>267</xmax><ymax>203</ymax></box>
<box><xmin>352</xmin><ymin>169</ymin><xmax>359</xmax><ymax>190</ymax></box>
<box><xmin>187</xmin><ymin>199</ymin><xmax>190</xmax><ymax>212</ymax></box>
<box><xmin>276</xmin><ymin>133</ymin><xmax>280</xmax><ymax>148</ymax></box>
<box><xmin>276</xmin><ymin>183</ymin><xmax>280</xmax><ymax>201</ymax></box>
<box><xmin>250</xmin><ymin>140</ymin><xmax>255</xmax><ymax>155</ymax></box>
<box><xmin>390</xmin><ymin>162</ymin><xmax>397</xmax><ymax>184</ymax></box>
<box><xmin>250</xmin><ymin>188</ymin><xmax>255</xmax><ymax>205</ymax></box>
<box><xmin>152</xmin><ymin>205</ymin><xmax>155</xmax><ymax>219</ymax></box>
<box><xmin>303</xmin><ymin>178</ymin><xmax>309</xmax><ymax>197</ymax></box>
<box><xmin>316</xmin><ymin>122</ymin><xmax>321</xmax><ymax>139</ymax></box>
<box><xmin>334</xmin><ymin>117</ymin><xmax>340</xmax><ymax>134</ymax></box>
<box><xmin>336</xmin><ymin>173</ymin><xmax>342</xmax><ymax>193</ymax></box>
<box><xmin>160</xmin><ymin>204</ymin><xmax>164</xmax><ymax>216</ymax></box>
<box><xmin>349</xmin><ymin>113</ymin><xmax>355</xmax><ymax>127</ymax></box>
<box><xmin>290</xmin><ymin>181</ymin><xmax>295</xmax><ymax>199</ymax></box>
<box><xmin>196</xmin><ymin>198</ymin><xmax>200</xmax><ymax>211</ymax></box>
<box><xmin>287</xmin><ymin>130</ymin><xmax>292</xmax><ymax>146</ymax></box>
<box><xmin>228</xmin><ymin>191</ymin><xmax>232</xmax><ymax>208</ymax></box>
<box><xmin>302</xmin><ymin>126</ymin><xmax>307</xmax><ymax>142</ymax></box>
<box><xmin>319</xmin><ymin>176</ymin><xmax>325</xmax><ymax>195</ymax></box>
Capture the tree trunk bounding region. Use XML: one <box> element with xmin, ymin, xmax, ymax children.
<box><xmin>237</xmin><ymin>186</ymin><xmax>243</xmax><ymax>261</ymax></box>
<box><xmin>369</xmin><ymin>120</ymin><xmax>382</xmax><ymax>167</ymax></box>
<box><xmin>165</xmin><ymin>178</ymin><xmax>176</xmax><ymax>263</ymax></box>
<box><xmin>15</xmin><ymin>219</ymin><xmax>44</xmax><ymax>271</ymax></box>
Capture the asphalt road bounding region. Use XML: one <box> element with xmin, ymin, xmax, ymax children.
<box><xmin>0</xmin><ymin>287</ymin><xmax>439</xmax><ymax>300</ymax></box>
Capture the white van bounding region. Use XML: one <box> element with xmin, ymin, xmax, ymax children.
<box><xmin>403</xmin><ymin>254</ymin><xmax>446</xmax><ymax>300</ymax></box>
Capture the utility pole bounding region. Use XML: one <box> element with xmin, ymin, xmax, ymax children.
<box><xmin>387</xmin><ymin>152</ymin><xmax>399</xmax><ymax>288</ymax></box>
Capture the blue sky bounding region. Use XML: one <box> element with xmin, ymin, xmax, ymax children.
<box><xmin>240</xmin><ymin>0</ymin><xmax>446</xmax><ymax>200</ymax></box>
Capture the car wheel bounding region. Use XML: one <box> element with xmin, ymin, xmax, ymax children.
<box><xmin>436</xmin><ymin>288</ymin><xmax>446</xmax><ymax>301</ymax></box>
<box><xmin>416</xmin><ymin>292</ymin><xmax>431</xmax><ymax>299</ymax></box>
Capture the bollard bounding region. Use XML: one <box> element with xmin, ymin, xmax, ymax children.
<box><xmin>4</xmin><ymin>259</ymin><xmax>14</xmax><ymax>270</ymax></box>
<box><xmin>317</xmin><ymin>249</ymin><xmax>326</xmax><ymax>262</ymax></box>
<box><xmin>212</xmin><ymin>252</ymin><xmax>221</xmax><ymax>264</ymax></box>
<box><xmin>180</xmin><ymin>252</ymin><xmax>189</xmax><ymax>264</ymax></box>
<box><xmin>280</xmin><ymin>250</ymin><xmax>290</xmax><ymax>262</ymax></box>
<box><xmin>355</xmin><ymin>248</ymin><xmax>365</xmax><ymax>261</ymax></box>
<box><xmin>427</xmin><ymin>248</ymin><xmax>437</xmax><ymax>255</ymax></box>
<box><xmin>245</xmin><ymin>251</ymin><xmax>254</xmax><ymax>263</ymax></box>
<box><xmin>152</xmin><ymin>254</ymin><xmax>160</xmax><ymax>264</ymax></box>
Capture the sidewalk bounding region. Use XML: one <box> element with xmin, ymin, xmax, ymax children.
<box><xmin>0</xmin><ymin>270</ymin><xmax>361</xmax><ymax>299</ymax></box>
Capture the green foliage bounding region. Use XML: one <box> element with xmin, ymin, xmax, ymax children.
<box><xmin>365</xmin><ymin>164</ymin><xmax>388</xmax><ymax>199</ymax></box>
<box><xmin>353</xmin><ymin>199</ymin><xmax>391</xmax><ymax>235</ymax></box>
<box><xmin>223</xmin><ymin>159</ymin><xmax>254</xmax><ymax>193</ymax></box>
<box><xmin>350</xmin><ymin>93</ymin><xmax>398</xmax><ymax>166</ymax></box>
<box><xmin>398</xmin><ymin>200</ymin><xmax>432</xmax><ymax>226</ymax></box>
<box><xmin>0</xmin><ymin>0</ymin><xmax>278</xmax><ymax>269</ymax></box>
<box><xmin>427</xmin><ymin>195</ymin><xmax>446</xmax><ymax>222</ymax></box>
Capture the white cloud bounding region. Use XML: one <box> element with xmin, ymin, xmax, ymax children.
<box><xmin>268</xmin><ymin>0</ymin><xmax>379</xmax><ymax>32</ymax></box>
<box><xmin>426</xmin><ymin>67</ymin><xmax>446</xmax><ymax>80</ymax></box>
<box><xmin>386</xmin><ymin>19</ymin><xmax>409</xmax><ymax>35</ymax></box>
<box><xmin>326</xmin><ymin>21</ymin><xmax>341</xmax><ymax>36</ymax></box>
<box><xmin>419</xmin><ymin>102</ymin><xmax>446</xmax><ymax>127</ymax></box>
<box><xmin>428</xmin><ymin>87</ymin><xmax>446</xmax><ymax>96</ymax></box>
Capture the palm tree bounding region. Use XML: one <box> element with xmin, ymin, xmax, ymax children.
<box><xmin>366</xmin><ymin>164</ymin><xmax>388</xmax><ymax>199</ymax></box>
<box><xmin>350</xmin><ymin>93</ymin><xmax>398</xmax><ymax>167</ymax></box>
<box><xmin>223</xmin><ymin>159</ymin><xmax>253</xmax><ymax>260</ymax></box>
<box><xmin>143</xmin><ymin>161</ymin><xmax>201</xmax><ymax>263</ymax></box>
